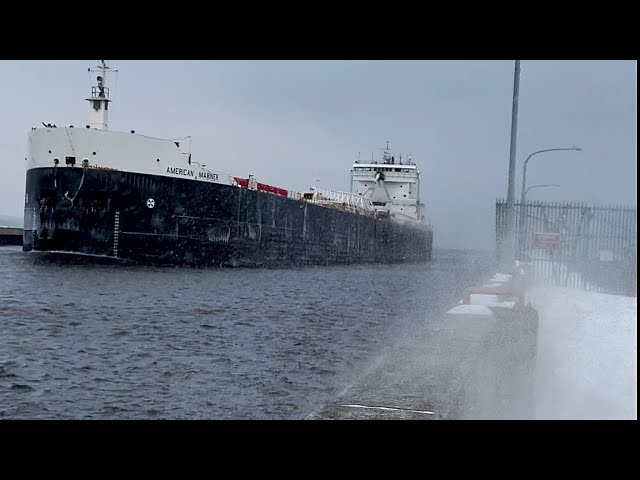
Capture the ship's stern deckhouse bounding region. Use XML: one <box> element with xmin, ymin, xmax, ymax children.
<box><xmin>350</xmin><ymin>143</ymin><xmax>424</xmax><ymax>222</ymax></box>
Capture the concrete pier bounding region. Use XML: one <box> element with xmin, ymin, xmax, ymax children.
<box><xmin>0</xmin><ymin>227</ymin><xmax>22</xmax><ymax>246</ymax></box>
<box><xmin>309</xmin><ymin>272</ymin><xmax>539</xmax><ymax>420</ymax></box>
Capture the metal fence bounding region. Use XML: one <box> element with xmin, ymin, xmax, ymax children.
<box><xmin>496</xmin><ymin>200</ymin><xmax>637</xmax><ymax>295</ymax></box>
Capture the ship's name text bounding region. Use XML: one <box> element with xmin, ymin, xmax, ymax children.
<box><xmin>167</xmin><ymin>167</ymin><xmax>194</xmax><ymax>177</ymax></box>
<box><xmin>198</xmin><ymin>171</ymin><xmax>219</xmax><ymax>181</ymax></box>
<box><xmin>166</xmin><ymin>166</ymin><xmax>219</xmax><ymax>181</ymax></box>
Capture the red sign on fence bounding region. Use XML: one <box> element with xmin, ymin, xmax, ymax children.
<box><xmin>532</xmin><ymin>232</ymin><xmax>561</xmax><ymax>252</ymax></box>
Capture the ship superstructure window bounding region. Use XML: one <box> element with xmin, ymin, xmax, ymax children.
<box><xmin>92</xmin><ymin>100</ymin><xmax>101</xmax><ymax>111</ymax></box>
<box><xmin>65</xmin><ymin>156</ymin><xmax>76</xmax><ymax>166</ymax></box>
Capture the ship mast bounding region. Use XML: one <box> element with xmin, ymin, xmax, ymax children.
<box><xmin>86</xmin><ymin>60</ymin><xmax>116</xmax><ymax>130</ymax></box>
<box><xmin>382</xmin><ymin>140</ymin><xmax>394</xmax><ymax>165</ymax></box>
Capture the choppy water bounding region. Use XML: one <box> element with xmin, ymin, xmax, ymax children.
<box><xmin>0</xmin><ymin>246</ymin><xmax>492</xmax><ymax>419</ymax></box>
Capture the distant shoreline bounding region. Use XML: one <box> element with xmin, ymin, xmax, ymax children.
<box><xmin>0</xmin><ymin>215</ymin><xmax>22</xmax><ymax>228</ymax></box>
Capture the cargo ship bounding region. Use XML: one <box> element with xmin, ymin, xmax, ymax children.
<box><xmin>23</xmin><ymin>61</ymin><xmax>433</xmax><ymax>267</ymax></box>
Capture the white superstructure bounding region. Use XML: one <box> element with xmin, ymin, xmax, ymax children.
<box><xmin>26</xmin><ymin>60</ymin><xmax>235</xmax><ymax>187</ymax></box>
<box><xmin>86</xmin><ymin>61</ymin><xmax>113</xmax><ymax>130</ymax></box>
<box><xmin>350</xmin><ymin>142</ymin><xmax>425</xmax><ymax>223</ymax></box>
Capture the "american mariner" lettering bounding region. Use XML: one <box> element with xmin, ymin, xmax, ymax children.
<box><xmin>167</xmin><ymin>167</ymin><xmax>194</xmax><ymax>177</ymax></box>
<box><xmin>198</xmin><ymin>171</ymin><xmax>218</xmax><ymax>181</ymax></box>
<box><xmin>166</xmin><ymin>166</ymin><xmax>219</xmax><ymax>181</ymax></box>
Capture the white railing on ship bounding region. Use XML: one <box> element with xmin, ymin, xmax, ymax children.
<box><xmin>287</xmin><ymin>187</ymin><xmax>375</xmax><ymax>214</ymax></box>
<box><xmin>313</xmin><ymin>187</ymin><xmax>376</xmax><ymax>214</ymax></box>
<box><xmin>351</xmin><ymin>171</ymin><xmax>418</xmax><ymax>179</ymax></box>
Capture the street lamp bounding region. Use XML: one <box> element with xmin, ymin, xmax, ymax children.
<box><xmin>523</xmin><ymin>183</ymin><xmax>560</xmax><ymax>202</ymax></box>
<box><xmin>520</xmin><ymin>147</ymin><xmax>581</xmax><ymax>205</ymax></box>
<box><xmin>516</xmin><ymin>147</ymin><xmax>580</xmax><ymax>261</ymax></box>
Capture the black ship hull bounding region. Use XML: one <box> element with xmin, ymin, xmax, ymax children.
<box><xmin>24</xmin><ymin>168</ymin><xmax>433</xmax><ymax>267</ymax></box>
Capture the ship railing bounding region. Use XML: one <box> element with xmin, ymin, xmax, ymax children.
<box><xmin>309</xmin><ymin>187</ymin><xmax>377</xmax><ymax>215</ymax></box>
<box><xmin>351</xmin><ymin>171</ymin><xmax>418</xmax><ymax>179</ymax></box>
<box><xmin>286</xmin><ymin>187</ymin><xmax>376</xmax><ymax>215</ymax></box>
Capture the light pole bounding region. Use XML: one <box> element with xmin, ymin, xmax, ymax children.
<box><xmin>520</xmin><ymin>147</ymin><xmax>581</xmax><ymax>205</ymax></box>
<box><xmin>501</xmin><ymin>60</ymin><xmax>521</xmax><ymax>270</ymax></box>
<box><xmin>523</xmin><ymin>183</ymin><xmax>560</xmax><ymax>202</ymax></box>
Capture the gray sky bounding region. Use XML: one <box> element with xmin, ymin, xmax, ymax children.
<box><xmin>0</xmin><ymin>60</ymin><xmax>636</xmax><ymax>250</ymax></box>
